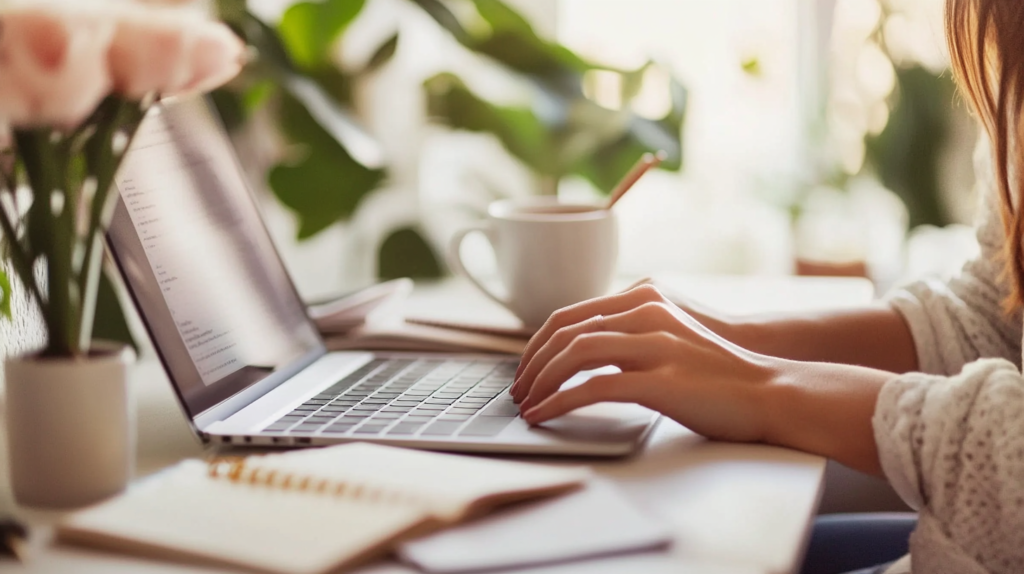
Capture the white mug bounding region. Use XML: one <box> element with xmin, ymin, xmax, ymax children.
<box><xmin>448</xmin><ymin>197</ymin><xmax>618</xmax><ymax>328</ymax></box>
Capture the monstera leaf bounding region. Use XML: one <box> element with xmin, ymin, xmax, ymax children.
<box><xmin>270</xmin><ymin>91</ymin><xmax>386</xmax><ymax>239</ymax></box>
<box><xmin>424</xmin><ymin>64</ymin><xmax>686</xmax><ymax>194</ymax></box>
<box><xmin>412</xmin><ymin>0</ymin><xmax>589</xmax><ymax>93</ymax></box>
<box><xmin>214</xmin><ymin>0</ymin><xmax>395</xmax><ymax>242</ymax></box>
<box><xmin>277</xmin><ymin>0</ymin><xmax>365</xmax><ymax>71</ymax></box>
<box><xmin>415</xmin><ymin>0</ymin><xmax>686</xmax><ymax>194</ymax></box>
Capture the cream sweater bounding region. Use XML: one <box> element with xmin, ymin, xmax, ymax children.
<box><xmin>877</xmin><ymin>140</ymin><xmax>1024</xmax><ymax>574</ymax></box>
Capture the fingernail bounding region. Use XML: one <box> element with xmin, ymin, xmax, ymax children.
<box><xmin>522</xmin><ymin>407</ymin><xmax>541</xmax><ymax>424</ymax></box>
<box><xmin>513</xmin><ymin>383</ymin><xmax>525</xmax><ymax>398</ymax></box>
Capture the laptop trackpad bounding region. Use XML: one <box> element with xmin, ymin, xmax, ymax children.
<box><xmin>531</xmin><ymin>402</ymin><xmax>656</xmax><ymax>442</ymax></box>
<box><xmin>522</xmin><ymin>368</ymin><xmax>656</xmax><ymax>441</ymax></box>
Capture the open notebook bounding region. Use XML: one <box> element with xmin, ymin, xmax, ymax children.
<box><xmin>57</xmin><ymin>443</ymin><xmax>588</xmax><ymax>574</ymax></box>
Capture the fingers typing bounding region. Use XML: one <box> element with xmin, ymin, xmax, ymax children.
<box><xmin>513</xmin><ymin>300</ymin><xmax>679</xmax><ymax>402</ymax></box>
<box><xmin>515</xmin><ymin>284</ymin><xmax>664</xmax><ymax>381</ymax></box>
<box><xmin>522</xmin><ymin>373</ymin><xmax>639</xmax><ymax>423</ymax></box>
<box><xmin>518</xmin><ymin>331</ymin><xmax>671</xmax><ymax>413</ymax></box>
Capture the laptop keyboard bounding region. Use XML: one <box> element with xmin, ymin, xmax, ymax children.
<box><xmin>263</xmin><ymin>358</ymin><xmax>520</xmax><ymax>439</ymax></box>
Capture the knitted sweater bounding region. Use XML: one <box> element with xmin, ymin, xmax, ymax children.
<box><xmin>877</xmin><ymin>139</ymin><xmax>1024</xmax><ymax>574</ymax></box>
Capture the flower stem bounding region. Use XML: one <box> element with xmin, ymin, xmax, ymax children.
<box><xmin>77</xmin><ymin>98</ymin><xmax>147</xmax><ymax>353</ymax></box>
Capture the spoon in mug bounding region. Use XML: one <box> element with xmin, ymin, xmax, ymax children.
<box><xmin>605</xmin><ymin>150</ymin><xmax>667</xmax><ymax>210</ymax></box>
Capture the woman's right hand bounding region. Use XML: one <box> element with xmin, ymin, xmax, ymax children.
<box><xmin>510</xmin><ymin>284</ymin><xmax>780</xmax><ymax>443</ymax></box>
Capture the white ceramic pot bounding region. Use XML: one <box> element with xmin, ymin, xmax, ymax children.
<box><xmin>5</xmin><ymin>343</ymin><xmax>135</xmax><ymax>508</ymax></box>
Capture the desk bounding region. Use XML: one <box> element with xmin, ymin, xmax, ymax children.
<box><xmin>0</xmin><ymin>275</ymin><xmax>874</xmax><ymax>574</ymax></box>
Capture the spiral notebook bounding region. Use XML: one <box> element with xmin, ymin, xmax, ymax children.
<box><xmin>56</xmin><ymin>443</ymin><xmax>588</xmax><ymax>574</ymax></box>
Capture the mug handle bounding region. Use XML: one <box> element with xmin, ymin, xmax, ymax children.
<box><xmin>447</xmin><ymin>225</ymin><xmax>515</xmax><ymax>313</ymax></box>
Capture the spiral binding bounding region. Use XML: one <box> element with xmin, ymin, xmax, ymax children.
<box><xmin>206</xmin><ymin>457</ymin><xmax>425</xmax><ymax>506</ymax></box>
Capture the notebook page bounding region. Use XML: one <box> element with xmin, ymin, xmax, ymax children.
<box><xmin>249</xmin><ymin>443</ymin><xmax>589</xmax><ymax>520</ymax></box>
<box><xmin>398</xmin><ymin>478</ymin><xmax>672</xmax><ymax>572</ymax></box>
<box><xmin>58</xmin><ymin>460</ymin><xmax>429</xmax><ymax>574</ymax></box>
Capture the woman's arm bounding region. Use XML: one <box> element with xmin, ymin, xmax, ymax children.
<box><xmin>510</xmin><ymin>284</ymin><xmax>894</xmax><ymax>475</ymax></box>
<box><xmin>676</xmin><ymin>297</ymin><xmax>919</xmax><ymax>374</ymax></box>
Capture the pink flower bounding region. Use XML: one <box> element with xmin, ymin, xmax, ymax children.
<box><xmin>177</xmin><ymin>21</ymin><xmax>246</xmax><ymax>95</ymax></box>
<box><xmin>108</xmin><ymin>8</ymin><xmax>244</xmax><ymax>99</ymax></box>
<box><xmin>0</xmin><ymin>9</ymin><xmax>115</xmax><ymax>127</ymax></box>
<box><xmin>0</xmin><ymin>3</ymin><xmax>243</xmax><ymax>128</ymax></box>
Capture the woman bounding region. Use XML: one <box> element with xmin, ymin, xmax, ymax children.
<box><xmin>510</xmin><ymin>2</ymin><xmax>1024</xmax><ymax>573</ymax></box>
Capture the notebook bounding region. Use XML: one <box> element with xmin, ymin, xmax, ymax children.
<box><xmin>57</xmin><ymin>443</ymin><xmax>589</xmax><ymax>574</ymax></box>
<box><xmin>398</xmin><ymin>477</ymin><xmax>673</xmax><ymax>572</ymax></box>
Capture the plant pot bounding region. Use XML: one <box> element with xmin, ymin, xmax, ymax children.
<box><xmin>5</xmin><ymin>343</ymin><xmax>135</xmax><ymax>509</ymax></box>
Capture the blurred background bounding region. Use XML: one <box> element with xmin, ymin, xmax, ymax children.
<box><xmin>0</xmin><ymin>0</ymin><xmax>956</xmax><ymax>514</ymax></box>
<box><xmin>212</xmin><ymin>0</ymin><xmax>980</xmax><ymax>303</ymax></box>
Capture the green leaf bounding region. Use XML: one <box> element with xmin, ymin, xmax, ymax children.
<box><xmin>362</xmin><ymin>33</ymin><xmax>399</xmax><ymax>74</ymax></box>
<box><xmin>269</xmin><ymin>91</ymin><xmax>385</xmax><ymax>239</ymax></box>
<box><xmin>239</xmin><ymin>11</ymin><xmax>298</xmax><ymax>77</ymax></box>
<box><xmin>378</xmin><ymin>227</ymin><xmax>442</xmax><ymax>280</ymax></box>
<box><xmin>424</xmin><ymin>73</ymin><xmax>556</xmax><ymax>175</ymax></box>
<box><xmin>209</xmin><ymin>89</ymin><xmax>247</xmax><ymax>132</ymax></box>
<box><xmin>424</xmin><ymin>69</ymin><xmax>686</xmax><ymax>192</ymax></box>
<box><xmin>407</xmin><ymin>0</ymin><xmax>471</xmax><ymax>44</ymax></box>
<box><xmin>243</xmin><ymin>80</ymin><xmax>276</xmax><ymax>113</ymax></box>
<box><xmin>0</xmin><ymin>267</ymin><xmax>11</xmax><ymax>320</ymax></box>
<box><xmin>278</xmin><ymin>0</ymin><xmax>366</xmax><ymax>71</ymax></box>
<box><xmin>15</xmin><ymin>128</ymin><xmax>76</xmax><ymax>354</ymax></box>
<box><xmin>413</xmin><ymin>0</ymin><xmax>589</xmax><ymax>94</ymax></box>
<box><xmin>865</xmin><ymin>65</ymin><xmax>954</xmax><ymax>228</ymax></box>
<box><xmin>473</xmin><ymin>0</ymin><xmax>533</xmax><ymax>35</ymax></box>
<box><xmin>308</xmin><ymin>67</ymin><xmax>354</xmax><ymax>106</ymax></box>
<box><xmin>415</xmin><ymin>1</ymin><xmax>686</xmax><ymax>193</ymax></box>
<box><xmin>741</xmin><ymin>57</ymin><xmax>763</xmax><ymax>77</ymax></box>
<box><xmin>470</xmin><ymin>0</ymin><xmax>590</xmax><ymax>79</ymax></box>
<box><xmin>91</xmin><ymin>266</ymin><xmax>137</xmax><ymax>351</ymax></box>
<box><xmin>15</xmin><ymin>130</ymin><xmax>60</xmax><ymax>261</ymax></box>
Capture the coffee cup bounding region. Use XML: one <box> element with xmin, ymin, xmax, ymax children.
<box><xmin>447</xmin><ymin>197</ymin><xmax>618</xmax><ymax>328</ymax></box>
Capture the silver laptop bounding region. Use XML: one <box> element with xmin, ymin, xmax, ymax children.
<box><xmin>106</xmin><ymin>96</ymin><xmax>659</xmax><ymax>456</ymax></box>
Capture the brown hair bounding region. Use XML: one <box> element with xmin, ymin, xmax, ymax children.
<box><xmin>946</xmin><ymin>0</ymin><xmax>1024</xmax><ymax>311</ymax></box>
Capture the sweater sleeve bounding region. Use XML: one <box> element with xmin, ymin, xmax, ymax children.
<box><xmin>885</xmin><ymin>140</ymin><xmax>1022</xmax><ymax>376</ymax></box>
<box><xmin>873</xmin><ymin>359</ymin><xmax>1024</xmax><ymax>574</ymax></box>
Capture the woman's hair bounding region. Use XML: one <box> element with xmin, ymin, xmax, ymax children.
<box><xmin>946</xmin><ymin>0</ymin><xmax>1024</xmax><ymax>311</ymax></box>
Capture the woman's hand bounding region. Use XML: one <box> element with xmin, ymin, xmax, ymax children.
<box><xmin>510</xmin><ymin>284</ymin><xmax>782</xmax><ymax>443</ymax></box>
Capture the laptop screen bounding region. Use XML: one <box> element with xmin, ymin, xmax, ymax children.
<box><xmin>107</xmin><ymin>97</ymin><xmax>325</xmax><ymax>418</ymax></box>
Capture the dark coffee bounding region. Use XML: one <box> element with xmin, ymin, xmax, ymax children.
<box><xmin>515</xmin><ymin>205</ymin><xmax>602</xmax><ymax>215</ymax></box>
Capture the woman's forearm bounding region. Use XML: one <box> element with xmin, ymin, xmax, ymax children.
<box><xmin>757</xmin><ymin>359</ymin><xmax>892</xmax><ymax>475</ymax></box>
<box><xmin>688</xmin><ymin>303</ymin><xmax>919</xmax><ymax>374</ymax></box>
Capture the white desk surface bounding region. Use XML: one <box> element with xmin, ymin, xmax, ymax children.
<box><xmin>0</xmin><ymin>274</ymin><xmax>875</xmax><ymax>574</ymax></box>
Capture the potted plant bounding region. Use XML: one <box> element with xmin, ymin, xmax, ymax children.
<box><xmin>0</xmin><ymin>3</ymin><xmax>243</xmax><ymax>508</ymax></box>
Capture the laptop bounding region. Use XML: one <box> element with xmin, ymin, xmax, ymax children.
<box><xmin>105</xmin><ymin>96</ymin><xmax>659</xmax><ymax>456</ymax></box>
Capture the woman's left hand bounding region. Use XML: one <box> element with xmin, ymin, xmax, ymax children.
<box><xmin>510</xmin><ymin>284</ymin><xmax>781</xmax><ymax>443</ymax></box>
